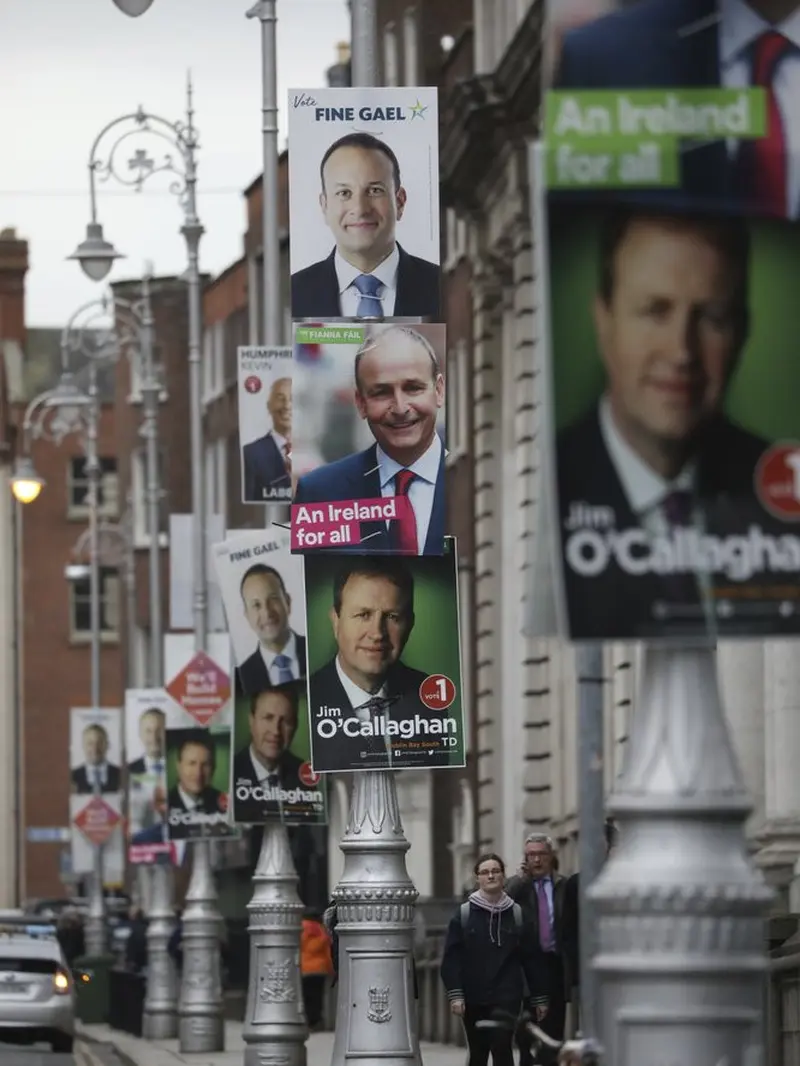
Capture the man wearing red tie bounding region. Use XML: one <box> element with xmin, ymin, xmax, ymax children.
<box><xmin>293</xmin><ymin>324</ymin><xmax>446</xmax><ymax>555</ymax></box>
<box><xmin>554</xmin><ymin>0</ymin><xmax>800</xmax><ymax>218</ymax></box>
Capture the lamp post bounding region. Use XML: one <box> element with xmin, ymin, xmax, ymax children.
<box><xmin>241</xmin><ymin>7</ymin><xmax>308</xmax><ymax>1066</ymax></box>
<box><xmin>70</xmin><ymin>83</ymin><xmax>223</xmax><ymax>1053</ymax></box>
<box><xmin>326</xmin><ymin>8</ymin><xmax>423</xmax><ymax>1066</ymax></box>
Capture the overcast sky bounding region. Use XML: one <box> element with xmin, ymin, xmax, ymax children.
<box><xmin>0</xmin><ymin>0</ymin><xmax>350</xmax><ymax>326</ymax></box>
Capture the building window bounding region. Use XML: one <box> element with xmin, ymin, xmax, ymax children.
<box><xmin>444</xmin><ymin>208</ymin><xmax>468</xmax><ymax>272</ymax></box>
<box><xmin>223</xmin><ymin>309</ymin><xmax>248</xmax><ymax>390</ymax></box>
<box><xmin>446</xmin><ymin>339</ymin><xmax>469</xmax><ymax>461</ymax></box>
<box><xmin>383</xmin><ymin>22</ymin><xmax>399</xmax><ymax>86</ymax></box>
<box><xmin>131</xmin><ymin>448</ymin><xmax>167</xmax><ymax>546</ymax></box>
<box><xmin>203</xmin><ymin>321</ymin><xmax>226</xmax><ymax>402</ymax></box>
<box><xmin>205</xmin><ymin>438</ymin><xmax>227</xmax><ymax>526</ymax></box>
<box><xmin>70</xmin><ymin>566</ymin><xmax>120</xmax><ymax>639</ymax></box>
<box><xmin>68</xmin><ymin>457</ymin><xmax>119</xmax><ymax>519</ymax></box>
<box><xmin>403</xmin><ymin>8</ymin><xmax>419</xmax><ymax>86</ymax></box>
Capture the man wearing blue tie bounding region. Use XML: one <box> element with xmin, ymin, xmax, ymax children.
<box><xmin>294</xmin><ymin>325</ymin><xmax>446</xmax><ymax>556</ymax></box>
<box><xmin>236</xmin><ymin>563</ymin><xmax>307</xmax><ymax>696</ymax></box>
<box><xmin>290</xmin><ymin>131</ymin><xmax>440</xmax><ymax>319</ymax></box>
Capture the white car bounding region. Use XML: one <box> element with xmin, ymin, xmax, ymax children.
<box><xmin>0</xmin><ymin>928</ymin><xmax>75</xmax><ymax>1053</ymax></box>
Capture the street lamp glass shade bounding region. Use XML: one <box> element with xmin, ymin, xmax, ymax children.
<box><xmin>68</xmin><ymin>222</ymin><xmax>124</xmax><ymax>283</ymax></box>
<box><xmin>111</xmin><ymin>0</ymin><xmax>155</xmax><ymax>13</ymax></box>
<box><xmin>10</xmin><ymin>458</ymin><xmax>45</xmax><ymax>504</ymax></box>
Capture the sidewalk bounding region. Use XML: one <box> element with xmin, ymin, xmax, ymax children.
<box><xmin>78</xmin><ymin>1020</ymin><xmax>466</xmax><ymax>1066</ymax></box>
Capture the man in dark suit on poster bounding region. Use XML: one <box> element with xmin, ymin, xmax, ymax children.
<box><xmin>237</xmin><ymin>563</ymin><xmax>307</xmax><ymax>695</ymax></box>
<box><xmin>294</xmin><ymin>325</ymin><xmax>446</xmax><ymax>555</ymax></box>
<box><xmin>232</xmin><ymin>684</ymin><xmax>305</xmax><ymax>819</ymax></box>
<box><xmin>166</xmin><ymin>731</ymin><xmax>225</xmax><ymax>816</ymax></box>
<box><xmin>243</xmin><ymin>377</ymin><xmax>292</xmax><ymax>502</ymax></box>
<box><xmin>556</xmin><ymin>204</ymin><xmax>779</xmax><ymax>640</ymax></box>
<box><xmin>554</xmin><ymin>0</ymin><xmax>800</xmax><ymax>219</ymax></box>
<box><xmin>71</xmin><ymin>723</ymin><xmax>121</xmax><ymax>795</ymax></box>
<box><xmin>291</xmin><ymin>132</ymin><xmax>440</xmax><ymax>319</ymax></box>
<box><xmin>308</xmin><ymin>556</ymin><xmax>431</xmax><ymax>772</ymax></box>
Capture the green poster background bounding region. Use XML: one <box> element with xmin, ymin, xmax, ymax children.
<box><xmin>165</xmin><ymin>726</ymin><xmax>231</xmax><ymax>796</ymax></box>
<box><xmin>303</xmin><ymin>545</ymin><xmax>465</xmax><ymax>766</ymax></box>
<box><xmin>548</xmin><ymin>206</ymin><xmax>800</xmax><ymax>441</ymax></box>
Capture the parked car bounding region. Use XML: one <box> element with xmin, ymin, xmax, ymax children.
<box><xmin>0</xmin><ymin>926</ymin><xmax>76</xmax><ymax>1053</ymax></box>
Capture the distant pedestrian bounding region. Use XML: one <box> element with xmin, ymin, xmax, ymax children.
<box><xmin>125</xmin><ymin>907</ymin><xmax>148</xmax><ymax>973</ymax></box>
<box><xmin>301</xmin><ymin>910</ymin><xmax>333</xmax><ymax>1029</ymax></box>
<box><xmin>441</xmin><ymin>853</ymin><xmax>549</xmax><ymax>1066</ymax></box>
<box><xmin>56</xmin><ymin>908</ymin><xmax>85</xmax><ymax>966</ymax></box>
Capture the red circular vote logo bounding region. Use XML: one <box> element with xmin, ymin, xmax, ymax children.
<box><xmin>419</xmin><ymin>674</ymin><xmax>457</xmax><ymax>710</ymax></box>
<box><xmin>299</xmin><ymin>763</ymin><xmax>321</xmax><ymax>787</ymax></box>
<box><xmin>755</xmin><ymin>443</ymin><xmax>800</xmax><ymax>520</ymax></box>
<box><xmin>244</xmin><ymin>375</ymin><xmax>262</xmax><ymax>394</ymax></box>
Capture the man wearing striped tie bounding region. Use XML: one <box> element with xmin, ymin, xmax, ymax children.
<box><xmin>290</xmin><ymin>131</ymin><xmax>440</xmax><ymax>319</ymax></box>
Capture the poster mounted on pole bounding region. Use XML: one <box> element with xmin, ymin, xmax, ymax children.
<box><xmin>302</xmin><ymin>537</ymin><xmax>466</xmax><ymax>773</ymax></box>
<box><xmin>290</xmin><ymin>321</ymin><xmax>447</xmax><ymax>555</ymax></box>
<box><xmin>238</xmin><ymin>346</ymin><xmax>294</xmax><ymax>504</ymax></box>
<box><xmin>125</xmin><ymin>688</ymin><xmax>183</xmax><ymax>865</ymax></box>
<box><xmin>287</xmin><ymin>85</ymin><xmax>441</xmax><ymax>321</ymax></box>
<box><xmin>69</xmin><ymin>707</ymin><xmax>125</xmax><ymax>887</ymax></box>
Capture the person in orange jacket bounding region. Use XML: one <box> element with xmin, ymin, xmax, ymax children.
<box><xmin>301</xmin><ymin>909</ymin><xmax>334</xmax><ymax>1029</ymax></box>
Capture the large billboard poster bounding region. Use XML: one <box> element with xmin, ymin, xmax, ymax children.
<box><xmin>211</xmin><ymin>526</ymin><xmax>307</xmax><ymax>696</ymax></box>
<box><xmin>303</xmin><ymin>539</ymin><xmax>466</xmax><ymax>772</ymax></box>
<box><xmin>287</xmin><ymin>86</ymin><xmax>441</xmax><ymax>320</ymax></box>
<box><xmin>238</xmin><ymin>346</ymin><xmax>294</xmax><ymax>504</ymax></box>
<box><xmin>541</xmin><ymin>0</ymin><xmax>800</xmax><ymax>221</ymax></box>
<box><xmin>126</xmin><ymin>688</ymin><xmax>184</xmax><ymax>865</ymax></box>
<box><xmin>545</xmin><ymin>194</ymin><xmax>800</xmax><ymax>641</ymax></box>
<box><xmin>69</xmin><ymin>707</ymin><xmax>125</xmax><ymax>887</ymax></box>
<box><xmin>290</xmin><ymin>322</ymin><xmax>447</xmax><ymax>555</ymax></box>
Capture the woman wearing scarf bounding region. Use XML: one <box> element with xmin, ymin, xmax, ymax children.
<box><xmin>440</xmin><ymin>853</ymin><xmax>549</xmax><ymax>1066</ymax></box>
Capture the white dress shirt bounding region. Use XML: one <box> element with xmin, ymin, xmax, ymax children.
<box><xmin>598</xmin><ymin>396</ymin><xmax>714</xmax><ymax>626</ymax></box>
<box><xmin>270</xmin><ymin>428</ymin><xmax>289</xmax><ymax>456</ymax></box>
<box><xmin>259</xmin><ymin>630</ymin><xmax>301</xmax><ymax>685</ymax></box>
<box><xmin>335</xmin><ymin>246</ymin><xmax>399</xmax><ymax>317</ymax></box>
<box><xmin>719</xmin><ymin>0</ymin><xmax>800</xmax><ymax>218</ymax></box>
<box><xmin>334</xmin><ymin>658</ymin><xmax>392</xmax><ymax>761</ymax></box>
<box><xmin>376</xmin><ymin>434</ymin><xmax>442</xmax><ymax>552</ymax></box>
<box><xmin>177</xmin><ymin>785</ymin><xmax>199</xmax><ymax>811</ymax></box>
<box><xmin>248</xmin><ymin>748</ymin><xmax>283</xmax><ymax>815</ymax></box>
<box><xmin>86</xmin><ymin>762</ymin><xmax>110</xmax><ymax>789</ymax></box>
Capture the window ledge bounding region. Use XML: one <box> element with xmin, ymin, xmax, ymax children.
<box><xmin>69</xmin><ymin>632</ymin><xmax>120</xmax><ymax>647</ymax></box>
<box><xmin>67</xmin><ymin>507</ymin><xmax>120</xmax><ymax>523</ymax></box>
<box><xmin>127</xmin><ymin>391</ymin><xmax>169</xmax><ymax>405</ymax></box>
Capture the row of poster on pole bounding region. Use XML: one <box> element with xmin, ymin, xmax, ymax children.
<box><xmin>68</xmin><ymin>528</ymin><xmax>466</xmax><ymax>873</ymax></box>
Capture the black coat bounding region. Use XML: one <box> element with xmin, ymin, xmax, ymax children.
<box><xmin>440</xmin><ymin>901</ymin><xmax>548</xmax><ymax>1009</ymax></box>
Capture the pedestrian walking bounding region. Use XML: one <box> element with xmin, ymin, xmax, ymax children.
<box><xmin>440</xmin><ymin>853</ymin><xmax>549</xmax><ymax>1066</ymax></box>
<box><xmin>301</xmin><ymin>909</ymin><xmax>334</xmax><ymax>1029</ymax></box>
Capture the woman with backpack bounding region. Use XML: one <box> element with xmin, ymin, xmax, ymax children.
<box><xmin>440</xmin><ymin>853</ymin><xmax>549</xmax><ymax>1066</ymax></box>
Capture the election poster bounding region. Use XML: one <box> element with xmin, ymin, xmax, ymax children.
<box><xmin>290</xmin><ymin>322</ymin><xmax>447</xmax><ymax>556</ymax></box>
<box><xmin>69</xmin><ymin>707</ymin><xmax>125</xmax><ymax>887</ymax></box>
<box><xmin>303</xmin><ymin>539</ymin><xmax>465</xmax><ymax>772</ymax></box>
<box><xmin>541</xmin><ymin>0</ymin><xmax>800</xmax><ymax>221</ymax></box>
<box><xmin>163</xmin><ymin>634</ymin><xmax>236</xmax><ymax>841</ymax></box>
<box><xmin>238</xmin><ymin>346</ymin><xmax>294</xmax><ymax>504</ymax></box>
<box><xmin>231</xmin><ymin>680</ymin><xmax>327</xmax><ymax>826</ymax></box>
<box><xmin>545</xmin><ymin>195</ymin><xmax>800</xmax><ymax>642</ymax></box>
<box><xmin>211</xmin><ymin>526</ymin><xmax>307</xmax><ymax>696</ymax></box>
<box><xmin>125</xmin><ymin>688</ymin><xmax>184</xmax><ymax>866</ymax></box>
<box><xmin>287</xmin><ymin>86</ymin><xmax>441</xmax><ymax>320</ymax></box>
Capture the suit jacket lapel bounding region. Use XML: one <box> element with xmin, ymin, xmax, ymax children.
<box><xmin>424</xmin><ymin>442</ymin><xmax>446</xmax><ymax>553</ymax></box>
<box><xmin>394</xmin><ymin>244</ymin><xmax>418</xmax><ymax>317</ymax></box>
<box><xmin>322</xmin><ymin>250</ymin><xmax>343</xmax><ymax>318</ymax></box>
<box><xmin>355</xmin><ymin>445</ymin><xmax>390</xmax><ymax>550</ymax></box>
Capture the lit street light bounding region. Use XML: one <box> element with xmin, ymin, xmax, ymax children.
<box><xmin>10</xmin><ymin>457</ymin><xmax>45</xmax><ymax>505</ymax></box>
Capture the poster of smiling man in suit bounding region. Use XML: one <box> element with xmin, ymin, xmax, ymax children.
<box><xmin>288</xmin><ymin>86</ymin><xmax>440</xmax><ymax>320</ymax></box>
<box><xmin>239</xmin><ymin>346</ymin><xmax>294</xmax><ymax>504</ymax></box>
<box><xmin>290</xmin><ymin>322</ymin><xmax>447</xmax><ymax>556</ymax></box>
